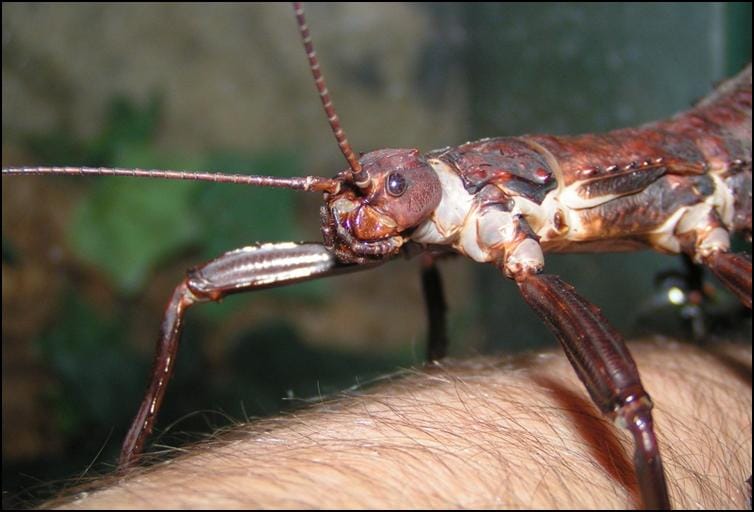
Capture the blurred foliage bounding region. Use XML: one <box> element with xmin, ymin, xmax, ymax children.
<box><xmin>72</xmin><ymin>177</ymin><xmax>200</xmax><ymax>293</ymax></box>
<box><xmin>35</xmin><ymin>293</ymin><xmax>147</xmax><ymax>436</ymax></box>
<box><xmin>24</xmin><ymin>95</ymin><xmax>163</xmax><ymax>167</ymax></box>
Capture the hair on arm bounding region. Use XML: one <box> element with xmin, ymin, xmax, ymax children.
<box><xmin>48</xmin><ymin>338</ymin><xmax>751</xmax><ymax>509</ymax></box>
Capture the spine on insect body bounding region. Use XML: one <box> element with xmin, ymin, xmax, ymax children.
<box><xmin>413</xmin><ymin>64</ymin><xmax>752</xmax><ymax>262</ymax></box>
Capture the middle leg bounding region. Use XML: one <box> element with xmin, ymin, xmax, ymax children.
<box><xmin>420</xmin><ymin>253</ymin><xmax>449</xmax><ymax>361</ymax></box>
<box><xmin>496</xmin><ymin>225</ymin><xmax>670</xmax><ymax>509</ymax></box>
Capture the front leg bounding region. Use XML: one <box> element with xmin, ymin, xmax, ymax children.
<box><xmin>120</xmin><ymin>242</ymin><xmax>381</xmax><ymax>468</ymax></box>
<box><xmin>491</xmin><ymin>224</ymin><xmax>670</xmax><ymax>509</ymax></box>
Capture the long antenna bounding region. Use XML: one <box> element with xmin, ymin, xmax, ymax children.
<box><xmin>1</xmin><ymin>166</ymin><xmax>339</xmax><ymax>193</ymax></box>
<box><xmin>292</xmin><ymin>2</ymin><xmax>367</xmax><ymax>187</ymax></box>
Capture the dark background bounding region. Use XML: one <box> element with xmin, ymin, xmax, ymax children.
<box><xmin>2</xmin><ymin>3</ymin><xmax>751</xmax><ymax>507</ymax></box>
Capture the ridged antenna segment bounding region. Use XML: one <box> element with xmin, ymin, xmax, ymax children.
<box><xmin>293</xmin><ymin>2</ymin><xmax>366</xmax><ymax>186</ymax></box>
<box><xmin>1</xmin><ymin>166</ymin><xmax>339</xmax><ymax>193</ymax></box>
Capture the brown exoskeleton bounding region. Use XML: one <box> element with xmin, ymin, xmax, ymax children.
<box><xmin>2</xmin><ymin>3</ymin><xmax>751</xmax><ymax>509</ymax></box>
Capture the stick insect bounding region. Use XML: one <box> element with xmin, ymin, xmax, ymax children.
<box><xmin>2</xmin><ymin>3</ymin><xmax>751</xmax><ymax>509</ymax></box>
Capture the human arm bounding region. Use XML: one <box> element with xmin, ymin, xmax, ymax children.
<box><xmin>53</xmin><ymin>338</ymin><xmax>751</xmax><ymax>509</ymax></box>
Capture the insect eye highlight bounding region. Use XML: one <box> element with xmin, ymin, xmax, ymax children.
<box><xmin>386</xmin><ymin>172</ymin><xmax>407</xmax><ymax>197</ymax></box>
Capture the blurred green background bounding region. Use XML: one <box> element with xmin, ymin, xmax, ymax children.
<box><xmin>2</xmin><ymin>3</ymin><xmax>750</xmax><ymax>507</ymax></box>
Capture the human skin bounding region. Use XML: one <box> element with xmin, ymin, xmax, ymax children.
<box><xmin>51</xmin><ymin>338</ymin><xmax>751</xmax><ymax>509</ymax></box>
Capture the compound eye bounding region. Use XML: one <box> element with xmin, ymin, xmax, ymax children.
<box><xmin>386</xmin><ymin>171</ymin><xmax>407</xmax><ymax>197</ymax></box>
